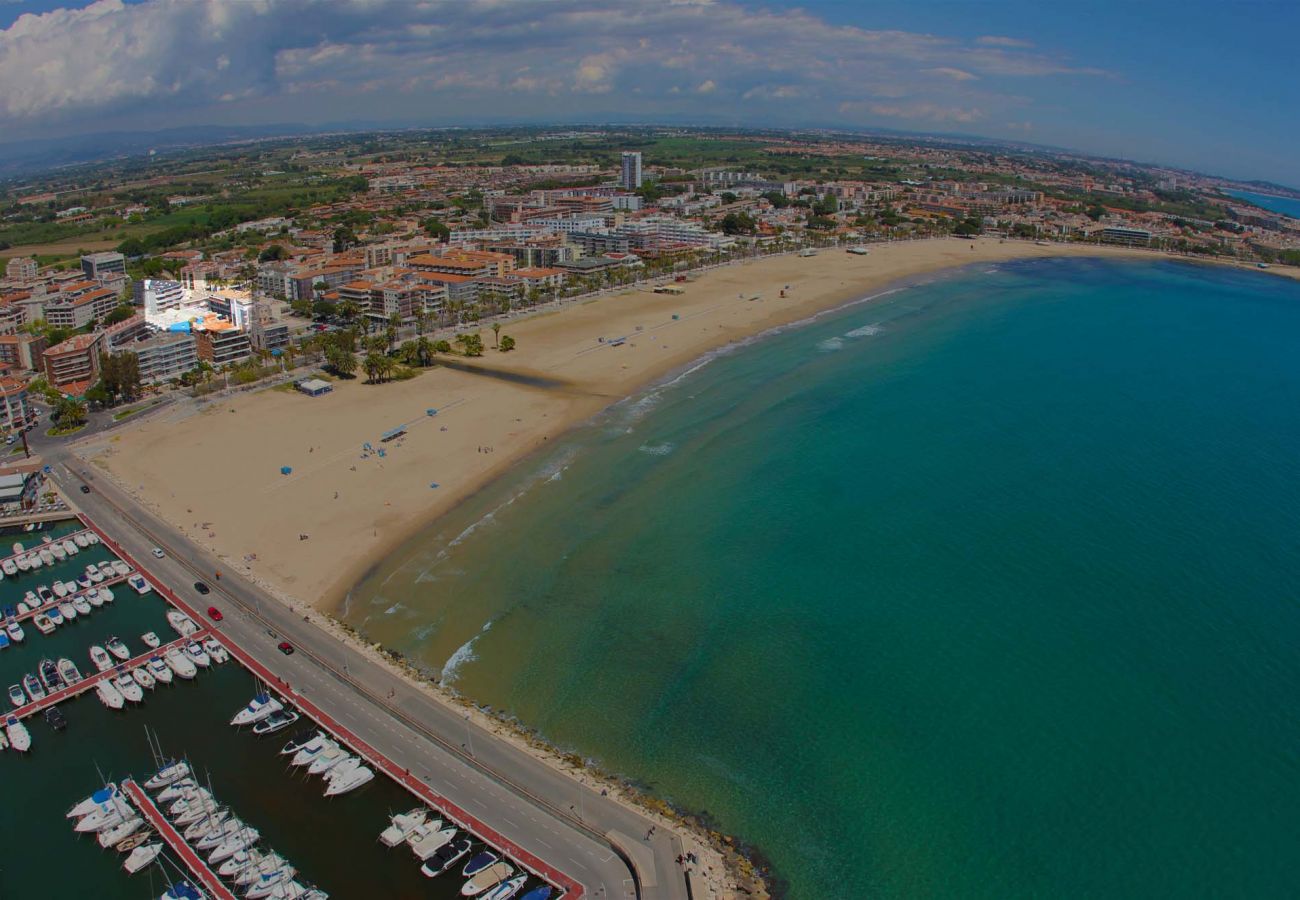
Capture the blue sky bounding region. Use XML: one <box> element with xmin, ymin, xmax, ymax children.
<box><xmin>1</xmin><ymin>0</ymin><xmax>1296</xmax><ymax>186</ymax></box>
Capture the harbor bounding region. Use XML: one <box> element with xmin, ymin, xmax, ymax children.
<box><xmin>1</xmin><ymin>514</ymin><xmax>569</xmax><ymax>900</ymax></box>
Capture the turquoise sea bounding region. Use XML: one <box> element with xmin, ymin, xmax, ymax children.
<box><xmin>1225</xmin><ymin>188</ymin><xmax>1300</xmax><ymax>218</ymax></box>
<box><xmin>346</xmin><ymin>258</ymin><xmax>1300</xmax><ymax>898</ymax></box>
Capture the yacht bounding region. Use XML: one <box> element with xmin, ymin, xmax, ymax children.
<box><xmin>148</xmin><ymin>656</ymin><xmax>174</xmax><ymax>684</ymax></box>
<box><xmin>324</xmin><ymin>764</ymin><xmax>374</xmax><ymax>797</ymax></box>
<box><xmin>68</xmin><ymin>783</ymin><xmax>118</xmax><ymax>819</ymax></box>
<box><xmin>53</xmin><ymin>581</ymin><xmax>68</xmax><ymax>598</ymax></box>
<box><xmin>23</xmin><ymin>673</ymin><xmax>46</xmax><ymax>702</ymax></box>
<box><xmin>142</xmin><ymin>632</ymin><xmax>161</xmax><ymax>649</ymax></box>
<box><xmin>380</xmin><ymin>808</ymin><xmax>429</xmax><ymax>846</ymax></box>
<box><xmin>24</xmin><ymin>590</ymin><xmax>38</xmax><ymax>608</ymax></box>
<box><xmin>463</xmin><ymin>851</ymin><xmax>501</xmax><ymax>879</ymax></box>
<box><xmin>62</xmin><ymin>539</ymin><xmax>79</xmax><ymax>556</ymax></box>
<box><xmin>291</xmin><ymin>736</ymin><xmax>331</xmax><ymax>767</ymax></box>
<box><xmin>173</xmin><ymin>799</ymin><xmax>221</xmax><ymax>827</ymax></box>
<box><xmin>89</xmin><ymin>645</ymin><xmax>114</xmax><ymax>673</ymax></box>
<box><xmin>245</xmin><ymin>868</ymin><xmax>297</xmax><ymax>900</ymax></box>
<box><xmin>306</xmin><ymin>744</ymin><xmax>348</xmax><ymax>775</ymax></box>
<box><xmin>0</xmin><ymin>559</ymin><xmax>14</xmax><ymax>577</ymax></box>
<box><xmin>86</xmin><ymin>588</ymin><xmax>104</xmax><ymax>608</ymax></box>
<box><xmin>203</xmin><ymin>638</ymin><xmax>229</xmax><ymax>664</ymax></box>
<box><xmin>123</xmin><ymin>842</ymin><xmax>163</xmax><ymax>874</ymax></box>
<box><xmin>419</xmin><ymin>836</ymin><xmax>472</xmax><ymax>876</ymax></box>
<box><xmin>112</xmin><ymin>560</ymin><xmax>131</xmax><ymax>577</ymax></box>
<box><xmin>38</xmin><ymin>548</ymin><xmax>55</xmax><ymax>566</ymax></box>
<box><xmin>253</xmin><ymin>709</ymin><xmax>299</xmax><ymax>736</ymax></box>
<box><xmin>409</xmin><ymin>823</ymin><xmax>458</xmax><ymax>860</ymax></box>
<box><xmin>281</xmin><ymin>730</ymin><xmax>322</xmax><ymax>757</ymax></box>
<box><xmin>229</xmin><ymin>851</ymin><xmax>287</xmax><ymax>884</ymax></box>
<box><xmin>462</xmin><ymin>862</ymin><xmax>515</xmax><ymax>897</ymax></box>
<box><xmin>28</xmin><ymin>553</ymin><xmax>42</xmax><ymax>569</ymax></box>
<box><xmin>166</xmin><ymin>610</ymin><xmax>197</xmax><ymax>636</ymax></box>
<box><xmin>132</xmin><ymin>665</ymin><xmax>156</xmax><ymax>690</ymax></box>
<box><xmin>106</xmin><ymin>637</ymin><xmax>131</xmax><ymax>661</ymax></box>
<box><xmin>57</xmin><ymin>657</ymin><xmax>83</xmax><ymax>684</ymax></box>
<box><xmin>96</xmin><ymin>562</ymin><xmax>116</xmax><ymax>579</ymax></box>
<box><xmin>231</xmin><ymin>692</ymin><xmax>282</xmax><ymax>726</ymax></box>
<box><xmin>117</xmin><ymin>669</ymin><xmax>148</xmax><ymax>703</ymax></box>
<box><xmin>183</xmin><ymin>808</ymin><xmax>231</xmax><ymax>841</ymax></box>
<box><xmin>75</xmin><ymin>795</ymin><xmax>132</xmax><ymax>833</ymax></box>
<box><xmin>32</xmin><ymin>613</ymin><xmax>55</xmax><ymax>635</ymax></box>
<box><xmin>156</xmin><ymin>778</ymin><xmax>197</xmax><ymax>803</ymax></box>
<box><xmin>87</xmin><ymin>564</ymin><xmax>105</xmax><ymax>584</ymax></box>
<box><xmin>98</xmin><ymin>586</ymin><xmax>116</xmax><ymax>604</ymax></box>
<box><xmin>144</xmin><ymin>760</ymin><xmax>190</xmax><ymax>791</ymax></box>
<box><xmin>51</xmin><ymin>543</ymin><xmax>66</xmax><ymax>561</ymax></box>
<box><xmin>6</xmin><ymin>619</ymin><xmax>24</xmax><ymax>643</ymax></box>
<box><xmin>96</xmin><ymin>680</ymin><xmax>126</xmax><ymax>710</ymax></box>
<box><xmin>128</xmin><ymin>574</ymin><xmax>151</xmax><ymax>594</ymax></box>
<box><xmin>43</xmin><ymin>706</ymin><xmax>67</xmax><ymax>731</ymax></box>
<box><xmin>16</xmin><ymin>599</ymin><xmax>29</xmax><ymax>615</ymax></box>
<box><xmin>73</xmin><ymin>533</ymin><xmax>89</xmax><ymax>548</ymax></box>
<box><xmin>168</xmin><ymin>788</ymin><xmax>214</xmax><ymax>817</ymax></box>
<box><xmin>164</xmin><ymin>649</ymin><xmax>197</xmax><ymax>680</ymax></box>
<box><xmin>160</xmin><ymin>881</ymin><xmax>204</xmax><ymax>900</ymax></box>
<box><xmin>209</xmin><ymin>825</ymin><xmax>261</xmax><ymax>863</ymax></box>
<box><xmin>39</xmin><ymin>658</ymin><xmax>64</xmax><ymax>691</ymax></box>
<box><xmin>9</xmin><ymin>541</ymin><xmax>21</xmax><ymax>555</ymax></box>
<box><xmin>97</xmin><ymin>816</ymin><xmax>145</xmax><ymax>849</ymax></box>
<box><xmin>76</xmin><ymin>574</ymin><xmax>92</xmax><ymax>591</ymax></box>
<box><xmin>36</xmin><ymin>585</ymin><xmax>54</xmax><ymax>605</ymax></box>
<box><xmin>85</xmin><ymin>531</ymin><xmax>101</xmax><ymax>545</ymax></box>
<box><xmin>4</xmin><ymin>714</ymin><xmax>31</xmax><ymax>751</ymax></box>
<box><xmin>15</xmin><ymin>555</ymin><xmax>30</xmax><ymax>572</ymax></box>
<box><xmin>58</xmin><ymin>600</ymin><xmax>78</xmax><ymax>621</ymax></box>
<box><xmin>183</xmin><ymin>640</ymin><xmax>211</xmax><ymax>668</ymax></box>
<box><xmin>195</xmin><ymin>818</ymin><xmax>244</xmax><ymax>850</ymax></box>
<box><xmin>7</xmin><ymin>683</ymin><xmax>26</xmax><ymax>708</ymax></box>
<box><xmin>72</xmin><ymin>595</ymin><xmax>93</xmax><ymax>616</ymax></box>
<box><xmin>482</xmin><ymin>876</ymin><xmax>528</xmax><ymax>900</ymax></box>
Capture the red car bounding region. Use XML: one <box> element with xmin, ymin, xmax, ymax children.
<box><xmin>277</xmin><ymin>641</ymin><xmax>295</xmax><ymax>655</ymax></box>
<box><xmin>207</xmin><ymin>606</ymin><xmax>223</xmax><ymax>622</ymax></box>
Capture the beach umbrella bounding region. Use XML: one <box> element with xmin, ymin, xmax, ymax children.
<box><xmin>426</xmin><ymin>408</ymin><xmax>437</xmax><ymax>416</ymax></box>
<box><xmin>280</xmin><ymin>466</ymin><xmax>292</xmax><ymax>475</ymax></box>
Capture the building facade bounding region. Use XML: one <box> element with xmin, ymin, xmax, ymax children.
<box><xmin>620</xmin><ymin>152</ymin><xmax>643</xmax><ymax>190</ymax></box>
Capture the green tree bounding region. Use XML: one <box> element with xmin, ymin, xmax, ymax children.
<box><xmin>325</xmin><ymin>345</ymin><xmax>357</xmax><ymax>377</ymax></box>
<box><xmin>259</xmin><ymin>244</ymin><xmax>288</xmax><ymax>262</ymax></box>
<box><xmin>54</xmin><ymin>396</ymin><xmax>88</xmax><ymax>427</ymax></box>
<box><xmin>433</xmin><ymin>339</ymin><xmax>451</xmax><ymax>354</ymax></box>
<box><xmin>103</xmin><ymin>304</ymin><xmax>136</xmax><ymax>326</ymax></box>
<box><xmin>332</xmin><ymin>226</ymin><xmax>356</xmax><ymax>253</ymax></box>
<box><xmin>491</xmin><ymin>322</ymin><xmax>501</xmax><ymax>348</ymax></box>
<box><xmin>415</xmin><ymin>336</ymin><xmax>434</xmax><ymax>367</ymax></box>
<box><xmin>454</xmin><ymin>333</ymin><xmax>484</xmax><ymax>357</ymax></box>
<box><xmin>422</xmin><ymin>219</ymin><xmax>451</xmax><ymax>242</ymax></box>
<box><xmin>720</xmin><ymin>212</ymin><xmax>757</xmax><ymax>235</ymax></box>
<box><xmin>499</xmin><ymin>334</ymin><xmax>516</xmax><ymax>352</ymax></box>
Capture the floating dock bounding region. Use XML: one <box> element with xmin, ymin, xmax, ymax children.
<box><xmin>121</xmin><ymin>778</ymin><xmax>238</xmax><ymax>900</ymax></box>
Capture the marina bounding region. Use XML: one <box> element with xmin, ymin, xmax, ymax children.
<box><xmin>1</xmin><ymin>515</ymin><xmax>574</xmax><ymax>899</ymax></box>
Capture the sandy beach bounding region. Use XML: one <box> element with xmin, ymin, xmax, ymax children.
<box><xmin>83</xmin><ymin>239</ymin><xmax>1203</xmax><ymax>614</ymax></box>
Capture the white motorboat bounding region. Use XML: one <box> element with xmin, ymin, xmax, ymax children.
<box><xmin>325</xmin><ymin>764</ymin><xmax>373</xmax><ymax>797</ymax></box>
<box><xmin>253</xmin><ymin>709</ymin><xmax>300</xmax><ymax>736</ymax></box>
<box><xmin>23</xmin><ymin>673</ymin><xmax>46</xmax><ymax>702</ymax></box>
<box><xmin>203</xmin><ymin>637</ymin><xmax>229</xmax><ymax>664</ymax></box>
<box><xmin>98</xmin><ymin>586</ymin><xmax>116</xmax><ymax>604</ymax></box>
<box><xmin>51</xmin><ymin>543</ymin><xmax>66</xmax><ymax>561</ymax></box>
<box><xmin>62</xmin><ymin>539</ymin><xmax>79</xmax><ymax>556</ymax></box>
<box><xmin>97</xmin><ymin>562</ymin><xmax>116</xmax><ymax>579</ymax></box>
<box><xmin>123</xmin><ymin>842</ymin><xmax>163</xmax><ymax>874</ymax></box>
<box><xmin>37</xmin><ymin>585</ymin><xmax>55</xmax><ymax>606</ymax></box>
<box><xmin>87</xmin><ymin>564</ymin><xmax>105</xmax><ymax>583</ymax></box>
<box><xmin>86</xmin><ymin>588</ymin><xmax>104</xmax><ymax>608</ymax></box>
<box><xmin>15</xmin><ymin>556</ymin><xmax>30</xmax><ymax>572</ymax></box>
<box><xmin>33</xmin><ymin>613</ymin><xmax>55</xmax><ymax>635</ymax></box>
<box><xmin>75</xmin><ymin>795</ymin><xmax>132</xmax><ymax>833</ymax></box>
<box><xmin>73</xmin><ymin>533</ymin><xmax>89</xmax><ymax>548</ymax></box>
<box><xmin>132</xmin><ymin>665</ymin><xmax>156</xmax><ymax>690</ymax></box>
<box><xmin>68</xmin><ymin>783</ymin><xmax>118</xmax><ymax>819</ymax></box>
<box><xmin>89</xmin><ymin>645</ymin><xmax>114</xmax><ymax>672</ymax></box>
<box><xmin>142</xmin><ymin>631</ymin><xmax>161</xmax><ymax>648</ymax></box>
<box><xmin>97</xmin><ymin>815</ymin><xmax>145</xmax><ymax>849</ymax></box>
<box><xmin>166</xmin><ymin>611</ymin><xmax>197</xmax><ymax>636</ymax></box>
<box><xmin>156</xmin><ymin>778</ymin><xmax>196</xmax><ymax>803</ymax></box>
<box><xmin>380</xmin><ymin>808</ymin><xmax>430</xmax><ymax>846</ymax></box>
<box><xmin>106</xmin><ymin>637</ymin><xmax>131</xmax><ymax>661</ymax></box>
<box><xmin>307</xmin><ymin>746</ymin><xmax>349</xmax><ymax>776</ymax></box>
<box><xmin>281</xmin><ymin>730</ymin><xmax>322</xmax><ymax>757</ymax></box>
<box><xmin>4</xmin><ymin>714</ymin><xmax>31</xmax><ymax>752</ymax></box>
<box><xmin>11</xmin><ymin>541</ymin><xmax>22</xmax><ymax>555</ymax></box>
<box><xmin>39</xmin><ymin>548</ymin><xmax>55</xmax><ymax>566</ymax></box>
<box><xmin>182</xmin><ymin>808</ymin><xmax>230</xmax><ymax>840</ymax></box>
<box><xmin>208</xmin><ymin>825</ymin><xmax>261</xmax><ymax>863</ymax></box>
<box><xmin>482</xmin><ymin>876</ymin><xmax>528</xmax><ymax>900</ymax></box>
<box><xmin>128</xmin><ymin>574</ymin><xmax>151</xmax><ymax>594</ymax></box>
<box><xmin>148</xmin><ymin>656</ymin><xmax>174</xmax><ymax>684</ymax></box>
<box><xmin>16</xmin><ymin>600</ymin><xmax>29</xmax><ymax>615</ymax></box>
<box><xmin>462</xmin><ymin>862</ymin><xmax>516</xmax><ymax>897</ymax></box>
<box><xmin>85</xmin><ymin>531</ymin><xmax>101</xmax><ymax>545</ymax></box>
<box><xmin>290</xmin><ymin>735</ymin><xmax>329</xmax><ymax>766</ymax></box>
<box><xmin>72</xmin><ymin>595</ymin><xmax>93</xmax><ymax>616</ymax></box>
<box><xmin>112</xmin><ymin>560</ymin><xmax>131</xmax><ymax>577</ymax></box>
<box><xmin>39</xmin><ymin>658</ymin><xmax>64</xmax><ymax>691</ymax></box>
<box><xmin>76</xmin><ymin>574</ymin><xmax>92</xmax><ymax>590</ymax></box>
<box><xmin>9</xmin><ymin>683</ymin><xmax>28</xmax><ymax>708</ymax></box>
<box><xmin>194</xmin><ymin>817</ymin><xmax>244</xmax><ymax>850</ymax></box>
<box><xmin>115</xmin><ymin>673</ymin><xmax>145</xmax><ymax>704</ymax></box>
<box><xmin>419</xmin><ymin>836</ymin><xmax>472</xmax><ymax>876</ymax></box>
<box><xmin>57</xmin><ymin>657</ymin><xmax>83</xmax><ymax>684</ymax></box>
<box><xmin>6</xmin><ymin>619</ymin><xmax>24</xmax><ymax>643</ymax></box>
<box><xmin>144</xmin><ymin>760</ymin><xmax>191</xmax><ymax>790</ymax></box>
<box><xmin>163</xmin><ymin>649</ymin><xmax>197</xmax><ymax>680</ymax></box>
<box><xmin>183</xmin><ymin>640</ymin><xmax>211</xmax><ymax>668</ymax></box>
<box><xmin>96</xmin><ymin>680</ymin><xmax>126</xmax><ymax>710</ymax></box>
<box><xmin>58</xmin><ymin>601</ymin><xmax>77</xmax><ymax>620</ymax></box>
<box><xmin>231</xmin><ymin>692</ymin><xmax>282</xmax><ymax>726</ymax></box>
<box><xmin>27</xmin><ymin>553</ymin><xmax>42</xmax><ymax>569</ymax></box>
<box><xmin>408</xmin><ymin>823</ymin><xmax>456</xmax><ymax>860</ymax></box>
<box><xmin>53</xmin><ymin>581</ymin><xmax>68</xmax><ymax>598</ymax></box>
<box><xmin>1</xmin><ymin>559</ymin><xmax>15</xmax><ymax>576</ymax></box>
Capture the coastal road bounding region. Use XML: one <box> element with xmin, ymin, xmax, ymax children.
<box><xmin>46</xmin><ymin>446</ymin><xmax>696</xmax><ymax>900</ymax></box>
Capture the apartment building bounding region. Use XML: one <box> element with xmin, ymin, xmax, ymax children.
<box><xmin>135</xmin><ymin>279</ymin><xmax>187</xmax><ymax>318</ymax></box>
<box><xmin>43</xmin><ymin>286</ymin><xmax>120</xmax><ymax>330</ymax></box>
<box><xmin>195</xmin><ymin>328</ymin><xmax>252</xmax><ymax>367</ymax></box>
<box><xmin>0</xmin><ymin>333</ymin><xmax>47</xmax><ymax>372</ymax></box>
<box><xmin>620</xmin><ymin>151</ymin><xmax>643</xmax><ymax>190</ymax></box>
<box><xmin>128</xmin><ymin>332</ymin><xmax>199</xmax><ymax>383</ymax></box>
<box><xmin>5</xmin><ymin>257</ymin><xmax>37</xmax><ymax>283</ymax></box>
<box><xmin>43</xmin><ymin>332</ymin><xmax>106</xmax><ymax>389</ymax></box>
<box><xmin>0</xmin><ymin>377</ymin><xmax>34</xmax><ymax>433</ymax></box>
<box><xmin>80</xmin><ymin>251</ymin><xmax>126</xmax><ymax>282</ymax></box>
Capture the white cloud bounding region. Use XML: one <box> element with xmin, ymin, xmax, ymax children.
<box><xmin>0</xmin><ymin>0</ymin><xmax>1107</xmax><ymax>137</ymax></box>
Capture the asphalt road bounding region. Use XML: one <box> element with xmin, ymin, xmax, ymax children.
<box><xmin>45</xmin><ymin>445</ymin><xmax>693</xmax><ymax>900</ymax></box>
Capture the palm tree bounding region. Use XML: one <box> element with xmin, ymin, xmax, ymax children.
<box><xmin>363</xmin><ymin>351</ymin><xmax>386</xmax><ymax>383</ymax></box>
<box><xmin>414</xmin><ymin>310</ymin><xmax>428</xmax><ymax>336</ymax></box>
<box><xmin>415</xmin><ymin>335</ymin><xmax>433</xmax><ymax>367</ymax></box>
<box><xmin>492</xmin><ymin>322</ymin><xmax>501</xmax><ymax>348</ymax></box>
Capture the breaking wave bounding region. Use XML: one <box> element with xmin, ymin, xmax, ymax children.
<box><xmin>441</xmin><ymin>618</ymin><xmax>494</xmax><ymax>685</ymax></box>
